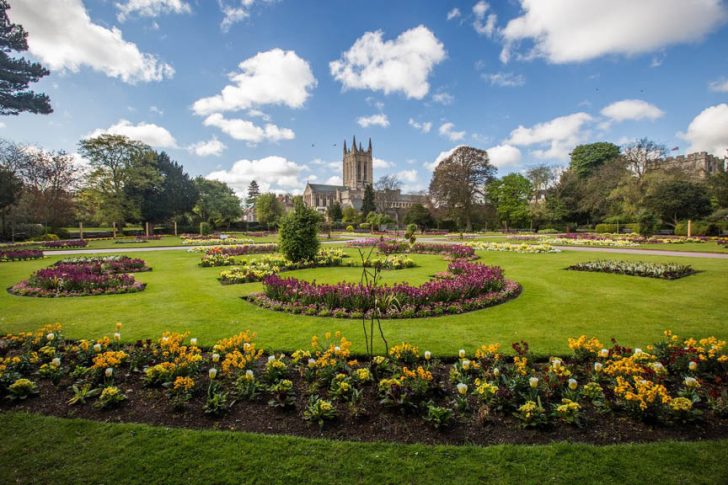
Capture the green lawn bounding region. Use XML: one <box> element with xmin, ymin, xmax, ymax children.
<box><xmin>1</xmin><ymin>247</ymin><xmax>726</xmax><ymax>357</ymax></box>
<box><xmin>0</xmin><ymin>412</ymin><xmax>726</xmax><ymax>484</ymax></box>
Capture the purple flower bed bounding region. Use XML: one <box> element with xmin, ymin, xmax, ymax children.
<box><xmin>346</xmin><ymin>239</ymin><xmax>475</xmax><ymax>259</ymax></box>
<box><xmin>247</xmin><ymin>261</ymin><xmax>520</xmax><ymax>318</ymax></box>
<box><xmin>208</xmin><ymin>244</ymin><xmax>279</xmax><ymax>256</ymax></box>
<box><xmin>43</xmin><ymin>239</ymin><xmax>88</xmax><ymax>248</ymax></box>
<box><xmin>9</xmin><ymin>259</ymin><xmax>148</xmax><ymax>297</ymax></box>
<box><xmin>0</xmin><ymin>249</ymin><xmax>44</xmax><ymax>262</ymax></box>
<box><xmin>53</xmin><ymin>256</ymin><xmax>150</xmax><ymax>273</ymax></box>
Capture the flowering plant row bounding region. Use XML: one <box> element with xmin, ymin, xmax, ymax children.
<box><xmin>347</xmin><ymin>239</ymin><xmax>476</xmax><ymax>259</ymax></box>
<box><xmin>198</xmin><ymin>244</ymin><xmax>279</xmax><ymax>267</ymax></box>
<box><xmin>465</xmin><ymin>241</ymin><xmax>560</xmax><ymax>254</ymax></box>
<box><xmin>53</xmin><ymin>256</ymin><xmax>151</xmax><ymax>274</ymax></box>
<box><xmin>42</xmin><ymin>239</ymin><xmax>88</xmax><ymax>248</ymax></box>
<box><xmin>248</xmin><ymin>261</ymin><xmax>520</xmax><ymax>319</ymax></box>
<box><xmin>566</xmin><ymin>260</ymin><xmax>696</xmax><ymax>280</ymax></box>
<box><xmin>9</xmin><ymin>257</ymin><xmax>150</xmax><ymax>297</ymax></box>
<box><xmin>219</xmin><ymin>249</ymin><xmax>346</xmax><ymax>284</ymax></box>
<box><xmin>182</xmin><ymin>237</ymin><xmax>254</xmax><ymax>246</ymax></box>
<box><xmin>1</xmin><ymin>325</ymin><xmax>726</xmax><ymax>436</ymax></box>
<box><xmin>359</xmin><ymin>254</ymin><xmax>416</xmax><ymax>270</ymax></box>
<box><xmin>0</xmin><ymin>249</ymin><xmax>44</xmax><ymax>262</ymax></box>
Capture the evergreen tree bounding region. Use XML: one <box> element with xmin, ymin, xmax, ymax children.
<box><xmin>327</xmin><ymin>201</ymin><xmax>343</xmax><ymax>222</ymax></box>
<box><xmin>246</xmin><ymin>180</ymin><xmax>260</xmax><ymax>207</ymax></box>
<box><xmin>279</xmin><ymin>198</ymin><xmax>320</xmax><ymax>262</ymax></box>
<box><xmin>0</xmin><ymin>1</ymin><xmax>52</xmax><ymax>115</ymax></box>
<box><xmin>361</xmin><ymin>184</ymin><xmax>376</xmax><ymax>217</ymax></box>
<box><xmin>136</xmin><ymin>152</ymin><xmax>198</xmax><ymax>224</ymax></box>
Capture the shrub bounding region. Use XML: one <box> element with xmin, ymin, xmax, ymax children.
<box><xmin>346</xmin><ymin>225</ymin><xmax>354</xmax><ymax>232</ymax></box>
<box><xmin>359</xmin><ymin>222</ymin><xmax>370</xmax><ymax>230</ymax></box>
<box><xmin>200</xmin><ymin>222</ymin><xmax>211</xmax><ymax>236</ymax></box>
<box><xmin>279</xmin><ymin>201</ymin><xmax>321</xmax><ymax>263</ymax></box>
<box><xmin>674</xmin><ymin>221</ymin><xmax>719</xmax><ymax>237</ymax></box>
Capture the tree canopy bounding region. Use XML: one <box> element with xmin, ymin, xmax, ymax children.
<box><xmin>255</xmin><ymin>192</ymin><xmax>284</xmax><ymax>226</ymax></box>
<box><xmin>487</xmin><ymin>173</ymin><xmax>533</xmax><ymax>231</ymax></box>
<box><xmin>569</xmin><ymin>142</ymin><xmax>620</xmax><ymax>178</ymax></box>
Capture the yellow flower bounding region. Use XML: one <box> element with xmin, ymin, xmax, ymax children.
<box><xmin>173</xmin><ymin>376</ymin><xmax>195</xmax><ymax>392</ymax></box>
<box><xmin>670</xmin><ymin>397</ymin><xmax>693</xmax><ymax>412</ymax></box>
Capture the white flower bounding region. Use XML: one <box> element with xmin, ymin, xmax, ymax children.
<box><xmin>334</xmin><ymin>346</ymin><xmax>341</xmax><ymax>352</ymax></box>
<box><xmin>268</xmin><ymin>355</ymin><xmax>276</xmax><ymax>363</ymax></box>
<box><xmin>209</xmin><ymin>368</ymin><xmax>218</xmax><ymax>379</ymax></box>
<box><xmin>684</xmin><ymin>377</ymin><xmax>699</xmax><ymax>388</ymax></box>
<box><xmin>212</xmin><ymin>353</ymin><xmax>220</xmax><ymax>363</ymax></box>
<box><xmin>456</xmin><ymin>383</ymin><xmax>468</xmax><ymax>395</ymax></box>
<box><xmin>462</xmin><ymin>359</ymin><xmax>471</xmax><ymax>371</ymax></box>
<box><xmin>493</xmin><ymin>368</ymin><xmax>500</xmax><ymax>377</ymax></box>
<box><xmin>568</xmin><ymin>378</ymin><xmax>578</xmax><ymax>391</ymax></box>
<box><xmin>93</xmin><ymin>343</ymin><xmax>102</xmax><ymax>353</ymax></box>
<box><xmin>307</xmin><ymin>358</ymin><xmax>316</xmax><ymax>368</ymax></box>
<box><xmin>46</xmin><ymin>333</ymin><xmax>55</xmax><ymax>341</ymax></box>
<box><xmin>105</xmin><ymin>367</ymin><xmax>113</xmax><ymax>378</ymax></box>
<box><xmin>458</xmin><ymin>349</ymin><xmax>466</xmax><ymax>359</ymax></box>
<box><xmin>245</xmin><ymin>369</ymin><xmax>254</xmax><ymax>379</ymax></box>
<box><xmin>594</xmin><ymin>362</ymin><xmax>603</xmax><ymax>373</ymax></box>
<box><xmin>529</xmin><ymin>377</ymin><xmax>539</xmax><ymax>389</ymax></box>
<box><xmin>599</xmin><ymin>348</ymin><xmax>609</xmax><ymax>358</ymax></box>
<box><xmin>634</xmin><ymin>348</ymin><xmax>643</xmax><ymax>355</ymax></box>
<box><xmin>688</xmin><ymin>361</ymin><xmax>698</xmax><ymax>371</ymax></box>
<box><xmin>424</xmin><ymin>351</ymin><xmax>432</xmax><ymax>361</ymax></box>
<box><xmin>51</xmin><ymin>357</ymin><xmax>61</xmax><ymax>368</ymax></box>
<box><xmin>551</xmin><ymin>358</ymin><xmax>562</xmax><ymax>369</ymax></box>
<box><xmin>114</xmin><ymin>332</ymin><xmax>121</xmax><ymax>341</ymax></box>
<box><xmin>190</xmin><ymin>338</ymin><xmax>198</xmax><ymax>347</ymax></box>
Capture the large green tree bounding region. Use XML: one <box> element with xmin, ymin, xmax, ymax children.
<box><xmin>255</xmin><ymin>192</ymin><xmax>284</xmax><ymax>227</ymax></box>
<box><xmin>569</xmin><ymin>142</ymin><xmax>620</xmax><ymax>178</ymax></box>
<box><xmin>361</xmin><ymin>184</ymin><xmax>376</xmax><ymax>217</ymax></box>
<box><xmin>709</xmin><ymin>172</ymin><xmax>728</xmax><ymax>209</ymax></box>
<box><xmin>0</xmin><ymin>1</ymin><xmax>52</xmax><ymax>115</ymax></box>
<box><xmin>133</xmin><ymin>152</ymin><xmax>198</xmax><ymax>225</ymax></box>
<box><xmin>404</xmin><ymin>203</ymin><xmax>434</xmax><ymax>229</ymax></box>
<box><xmin>327</xmin><ymin>201</ymin><xmax>343</xmax><ymax>222</ymax></box>
<box><xmin>645</xmin><ymin>179</ymin><xmax>712</xmax><ymax>226</ymax></box>
<box><xmin>279</xmin><ymin>198</ymin><xmax>320</xmax><ymax>262</ymax></box>
<box><xmin>246</xmin><ymin>180</ymin><xmax>260</xmax><ymax>208</ymax></box>
<box><xmin>193</xmin><ymin>178</ymin><xmax>242</xmax><ymax>228</ymax></box>
<box><xmin>487</xmin><ymin>173</ymin><xmax>533</xmax><ymax>231</ymax></box>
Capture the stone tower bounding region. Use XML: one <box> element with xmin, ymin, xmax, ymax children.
<box><xmin>342</xmin><ymin>136</ymin><xmax>373</xmax><ymax>190</ymax></box>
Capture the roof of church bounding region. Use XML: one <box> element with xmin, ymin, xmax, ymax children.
<box><xmin>306</xmin><ymin>183</ymin><xmax>347</xmax><ymax>192</ymax></box>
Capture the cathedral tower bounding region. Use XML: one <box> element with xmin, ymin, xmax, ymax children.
<box><xmin>342</xmin><ymin>136</ymin><xmax>373</xmax><ymax>190</ymax></box>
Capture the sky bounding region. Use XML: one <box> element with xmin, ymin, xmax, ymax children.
<box><xmin>4</xmin><ymin>0</ymin><xmax>728</xmax><ymax>196</ymax></box>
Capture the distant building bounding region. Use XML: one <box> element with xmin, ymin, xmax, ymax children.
<box><xmin>648</xmin><ymin>151</ymin><xmax>726</xmax><ymax>179</ymax></box>
<box><xmin>303</xmin><ymin>136</ymin><xmax>425</xmax><ymax>215</ymax></box>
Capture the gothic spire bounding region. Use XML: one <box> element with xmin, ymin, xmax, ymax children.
<box><xmin>343</xmin><ymin>139</ymin><xmax>347</xmax><ymax>155</ymax></box>
<box><xmin>352</xmin><ymin>135</ymin><xmax>357</xmax><ymax>152</ymax></box>
<box><xmin>368</xmin><ymin>138</ymin><xmax>372</xmax><ymax>152</ymax></box>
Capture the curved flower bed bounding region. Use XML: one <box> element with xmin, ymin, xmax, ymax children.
<box><xmin>466</xmin><ymin>241</ymin><xmax>560</xmax><ymax>254</ymax></box>
<box><xmin>0</xmin><ymin>249</ymin><xmax>44</xmax><ymax>262</ymax></box>
<box><xmin>359</xmin><ymin>254</ymin><xmax>416</xmax><ymax>270</ymax></box>
<box><xmin>347</xmin><ymin>239</ymin><xmax>475</xmax><ymax>259</ymax></box>
<box><xmin>9</xmin><ymin>257</ymin><xmax>149</xmax><ymax>297</ymax></box>
<box><xmin>566</xmin><ymin>260</ymin><xmax>695</xmax><ymax>280</ymax></box>
<box><xmin>247</xmin><ymin>261</ymin><xmax>520</xmax><ymax>318</ymax></box>
<box><xmin>219</xmin><ymin>249</ymin><xmax>346</xmax><ymax>284</ymax></box>
<box><xmin>199</xmin><ymin>244</ymin><xmax>279</xmax><ymax>267</ymax></box>
<box><xmin>182</xmin><ymin>237</ymin><xmax>254</xmax><ymax>246</ymax></box>
<box><xmin>43</xmin><ymin>239</ymin><xmax>88</xmax><ymax>248</ymax></box>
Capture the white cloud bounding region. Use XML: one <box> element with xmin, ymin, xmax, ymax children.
<box><xmin>189</xmin><ymin>137</ymin><xmax>227</xmax><ymax>157</ymax></box>
<box><xmin>326</xmin><ymin>175</ymin><xmax>343</xmax><ymax>185</ymax></box>
<box><xmin>329</xmin><ymin>25</ymin><xmax>446</xmax><ymax>99</ymax></box>
<box><xmin>432</xmin><ymin>91</ymin><xmax>454</xmax><ymax>105</ymax></box>
<box><xmin>207</xmin><ymin>156</ymin><xmax>309</xmax><ymax>194</ymax></box>
<box><xmin>506</xmin><ymin>112</ymin><xmax>593</xmax><ymax>160</ymax></box>
<box><xmin>9</xmin><ymin>0</ymin><xmax>174</xmax><ymax>83</ymax></box>
<box><xmin>679</xmin><ymin>103</ymin><xmax>728</xmax><ymax>156</ymax></box>
<box><xmin>485</xmin><ymin>72</ymin><xmax>526</xmax><ymax>87</ymax></box>
<box><xmin>373</xmin><ymin>158</ymin><xmax>393</xmax><ymax>169</ymax></box>
<box><xmin>397</xmin><ymin>169</ymin><xmax>418</xmax><ymax>182</ymax></box>
<box><xmin>500</xmin><ymin>0</ymin><xmax>727</xmax><ymax>63</ymax></box>
<box><xmin>87</xmin><ymin>119</ymin><xmax>177</xmax><ymax>147</ymax></box>
<box><xmin>115</xmin><ymin>0</ymin><xmax>191</xmax><ymax>21</ymax></box>
<box><xmin>439</xmin><ymin>122</ymin><xmax>466</xmax><ymax>142</ymax></box>
<box><xmin>487</xmin><ymin>144</ymin><xmax>522</xmax><ymax>168</ymax></box>
<box><xmin>219</xmin><ymin>0</ymin><xmax>274</xmax><ymax>32</ymax></box>
<box><xmin>600</xmin><ymin>99</ymin><xmax>664</xmax><ymax>122</ymax></box>
<box><xmin>357</xmin><ymin>114</ymin><xmax>390</xmax><ymax>128</ymax></box>
<box><xmin>193</xmin><ymin>49</ymin><xmax>316</xmax><ymax>115</ymax></box>
<box><xmin>203</xmin><ymin>113</ymin><xmax>294</xmax><ymax>143</ymax></box>
<box><xmin>709</xmin><ymin>79</ymin><xmax>728</xmax><ymax>93</ymax></box>
<box><xmin>473</xmin><ymin>1</ymin><xmax>497</xmax><ymax>37</ymax></box>
<box><xmin>408</xmin><ymin>118</ymin><xmax>432</xmax><ymax>134</ymax></box>
<box><xmin>425</xmin><ymin>145</ymin><xmax>465</xmax><ymax>171</ymax></box>
<box><xmin>447</xmin><ymin>8</ymin><xmax>461</xmax><ymax>21</ymax></box>
<box><xmin>149</xmin><ymin>106</ymin><xmax>164</xmax><ymax>116</ymax></box>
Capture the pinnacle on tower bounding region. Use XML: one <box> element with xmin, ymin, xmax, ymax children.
<box><xmin>368</xmin><ymin>138</ymin><xmax>372</xmax><ymax>152</ymax></box>
<box><xmin>352</xmin><ymin>135</ymin><xmax>357</xmax><ymax>152</ymax></box>
<box><xmin>343</xmin><ymin>139</ymin><xmax>347</xmax><ymax>155</ymax></box>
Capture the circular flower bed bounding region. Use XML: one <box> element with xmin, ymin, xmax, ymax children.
<box><xmin>246</xmin><ymin>260</ymin><xmax>521</xmax><ymax>319</ymax></box>
<box><xmin>347</xmin><ymin>239</ymin><xmax>476</xmax><ymax>259</ymax></box>
<box><xmin>9</xmin><ymin>256</ymin><xmax>149</xmax><ymax>297</ymax></box>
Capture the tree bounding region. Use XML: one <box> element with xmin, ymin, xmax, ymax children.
<box><xmin>279</xmin><ymin>198</ymin><xmax>320</xmax><ymax>262</ymax></box>
<box><xmin>342</xmin><ymin>206</ymin><xmax>361</xmax><ymax>224</ymax></box>
<box><xmin>136</xmin><ymin>152</ymin><xmax>197</xmax><ymax>225</ymax></box>
<box><xmin>645</xmin><ymin>179</ymin><xmax>712</xmax><ymax>226</ymax></box>
<box><xmin>622</xmin><ymin>138</ymin><xmax>667</xmax><ymax>184</ymax></box>
<box><xmin>525</xmin><ymin>164</ymin><xmax>557</xmax><ymax>195</ymax></box>
<box><xmin>255</xmin><ymin>192</ymin><xmax>284</xmax><ymax>227</ymax></box>
<box><xmin>193</xmin><ymin>178</ymin><xmax>242</xmax><ymax>228</ymax></box>
<box><xmin>366</xmin><ymin>212</ymin><xmax>393</xmax><ymax>232</ymax></box>
<box><xmin>246</xmin><ymin>180</ymin><xmax>260</xmax><ymax>208</ymax></box>
<box><xmin>0</xmin><ymin>164</ymin><xmax>21</xmax><ymax>235</ymax></box>
<box><xmin>361</xmin><ymin>184</ymin><xmax>376</xmax><ymax>217</ymax></box>
<box><xmin>0</xmin><ymin>1</ymin><xmax>52</xmax><ymax>115</ymax></box>
<box><xmin>709</xmin><ymin>172</ymin><xmax>728</xmax><ymax>208</ymax></box>
<box><xmin>374</xmin><ymin>174</ymin><xmax>401</xmax><ymax>213</ymax></box>
<box><xmin>487</xmin><ymin>173</ymin><xmax>533</xmax><ymax>231</ymax></box>
<box><xmin>428</xmin><ymin>146</ymin><xmax>496</xmax><ymax>230</ymax></box>
<box><xmin>327</xmin><ymin>201</ymin><xmax>343</xmax><ymax>222</ymax></box>
<box><xmin>569</xmin><ymin>142</ymin><xmax>620</xmax><ymax>178</ymax></box>
<box><xmin>404</xmin><ymin>203</ymin><xmax>434</xmax><ymax>230</ymax></box>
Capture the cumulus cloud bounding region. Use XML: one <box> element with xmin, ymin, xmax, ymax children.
<box><xmin>326</xmin><ymin>175</ymin><xmax>343</xmax><ymax>185</ymax></box>
<box><xmin>487</xmin><ymin>144</ymin><xmax>522</xmax><ymax>167</ymax></box>
<box><xmin>439</xmin><ymin>122</ymin><xmax>466</xmax><ymax>142</ymax></box>
<box><xmin>397</xmin><ymin>169</ymin><xmax>418</xmax><ymax>182</ymax></box>
<box><xmin>115</xmin><ymin>0</ymin><xmax>191</xmax><ymax>21</ymax></box>
<box><xmin>485</xmin><ymin>72</ymin><xmax>526</xmax><ymax>87</ymax></box>
<box><xmin>506</xmin><ymin>112</ymin><xmax>593</xmax><ymax>160</ymax></box>
<box><xmin>373</xmin><ymin>158</ymin><xmax>393</xmax><ymax>169</ymax></box>
<box><xmin>473</xmin><ymin>1</ymin><xmax>497</xmax><ymax>37</ymax></box>
<box><xmin>87</xmin><ymin>119</ymin><xmax>177</xmax><ymax>147</ymax></box>
<box><xmin>679</xmin><ymin>103</ymin><xmax>728</xmax><ymax>156</ymax></box>
<box><xmin>600</xmin><ymin>99</ymin><xmax>664</xmax><ymax>122</ymax></box>
<box><xmin>188</xmin><ymin>137</ymin><xmax>227</xmax><ymax>157</ymax></box>
<box><xmin>193</xmin><ymin>49</ymin><xmax>316</xmax><ymax>115</ymax></box>
<box><xmin>432</xmin><ymin>91</ymin><xmax>454</xmax><ymax>105</ymax></box>
<box><xmin>447</xmin><ymin>8</ymin><xmax>461</xmax><ymax>21</ymax></box>
<box><xmin>9</xmin><ymin>0</ymin><xmax>174</xmax><ymax>83</ymax></box>
<box><xmin>357</xmin><ymin>114</ymin><xmax>390</xmax><ymax>128</ymax></box>
<box><xmin>219</xmin><ymin>0</ymin><xmax>275</xmax><ymax>31</ymax></box>
<box><xmin>206</xmin><ymin>156</ymin><xmax>309</xmax><ymax>194</ymax></box>
<box><xmin>329</xmin><ymin>25</ymin><xmax>446</xmax><ymax>99</ymax></box>
<box><xmin>709</xmin><ymin>78</ymin><xmax>728</xmax><ymax>93</ymax></box>
<box><xmin>203</xmin><ymin>113</ymin><xmax>294</xmax><ymax>144</ymax></box>
<box><xmin>408</xmin><ymin>118</ymin><xmax>432</xmax><ymax>134</ymax></box>
<box><xmin>500</xmin><ymin>0</ymin><xmax>727</xmax><ymax>63</ymax></box>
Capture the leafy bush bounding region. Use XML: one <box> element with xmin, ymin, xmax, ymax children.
<box><xmin>675</xmin><ymin>221</ymin><xmax>720</xmax><ymax>237</ymax></box>
<box><xmin>359</xmin><ymin>222</ymin><xmax>370</xmax><ymax>230</ymax></box>
<box><xmin>279</xmin><ymin>201</ymin><xmax>321</xmax><ymax>263</ymax></box>
<box><xmin>345</xmin><ymin>225</ymin><xmax>354</xmax><ymax>232</ymax></box>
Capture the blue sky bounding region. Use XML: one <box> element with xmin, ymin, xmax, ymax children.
<box><xmin>5</xmin><ymin>0</ymin><xmax>728</xmax><ymax>195</ymax></box>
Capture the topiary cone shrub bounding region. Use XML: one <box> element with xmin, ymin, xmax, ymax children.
<box><xmin>279</xmin><ymin>199</ymin><xmax>321</xmax><ymax>263</ymax></box>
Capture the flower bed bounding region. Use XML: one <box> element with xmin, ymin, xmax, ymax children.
<box><xmin>466</xmin><ymin>242</ymin><xmax>560</xmax><ymax>254</ymax></box>
<box><xmin>566</xmin><ymin>260</ymin><xmax>696</xmax><ymax>280</ymax></box>
<box><xmin>199</xmin><ymin>244</ymin><xmax>279</xmax><ymax>267</ymax></box>
<box><xmin>1</xmin><ymin>324</ymin><xmax>726</xmax><ymax>445</ymax></box>
<box><xmin>9</xmin><ymin>257</ymin><xmax>149</xmax><ymax>297</ymax></box>
<box><xmin>183</xmin><ymin>237</ymin><xmax>254</xmax><ymax>246</ymax></box>
<box><xmin>0</xmin><ymin>249</ymin><xmax>44</xmax><ymax>262</ymax></box>
<box><xmin>42</xmin><ymin>239</ymin><xmax>88</xmax><ymax>248</ymax></box>
<box><xmin>360</xmin><ymin>254</ymin><xmax>416</xmax><ymax>270</ymax></box>
<box><xmin>247</xmin><ymin>261</ymin><xmax>520</xmax><ymax>318</ymax></box>
<box><xmin>347</xmin><ymin>240</ymin><xmax>476</xmax><ymax>259</ymax></box>
<box><xmin>219</xmin><ymin>249</ymin><xmax>346</xmax><ymax>284</ymax></box>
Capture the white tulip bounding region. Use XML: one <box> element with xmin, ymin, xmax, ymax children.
<box><xmin>268</xmin><ymin>355</ymin><xmax>276</xmax><ymax>363</ymax></box>
<box><xmin>552</xmin><ymin>358</ymin><xmax>562</xmax><ymax>369</ymax></box>
<box><xmin>594</xmin><ymin>362</ymin><xmax>603</xmax><ymax>373</ymax></box>
<box><xmin>493</xmin><ymin>368</ymin><xmax>500</xmax><ymax>378</ymax></box>
<box><xmin>93</xmin><ymin>343</ymin><xmax>102</xmax><ymax>353</ymax></box>
<box><xmin>456</xmin><ymin>383</ymin><xmax>468</xmax><ymax>395</ymax></box>
<box><xmin>334</xmin><ymin>346</ymin><xmax>341</xmax><ymax>352</ymax></box>
<box><xmin>212</xmin><ymin>353</ymin><xmax>220</xmax><ymax>363</ymax></box>
<box><xmin>529</xmin><ymin>377</ymin><xmax>539</xmax><ymax>389</ymax></box>
<box><xmin>424</xmin><ymin>351</ymin><xmax>432</xmax><ymax>361</ymax></box>
<box><xmin>684</xmin><ymin>377</ymin><xmax>698</xmax><ymax>388</ymax></box>
<box><xmin>599</xmin><ymin>349</ymin><xmax>609</xmax><ymax>358</ymax></box>
<box><xmin>688</xmin><ymin>361</ymin><xmax>698</xmax><ymax>371</ymax></box>
<box><xmin>458</xmin><ymin>349</ymin><xmax>466</xmax><ymax>359</ymax></box>
<box><xmin>51</xmin><ymin>357</ymin><xmax>61</xmax><ymax>368</ymax></box>
<box><xmin>307</xmin><ymin>358</ymin><xmax>316</xmax><ymax>368</ymax></box>
<box><xmin>46</xmin><ymin>333</ymin><xmax>55</xmax><ymax>341</ymax></box>
<box><xmin>568</xmin><ymin>378</ymin><xmax>578</xmax><ymax>391</ymax></box>
<box><xmin>113</xmin><ymin>332</ymin><xmax>121</xmax><ymax>341</ymax></box>
<box><xmin>209</xmin><ymin>368</ymin><xmax>218</xmax><ymax>379</ymax></box>
<box><xmin>190</xmin><ymin>338</ymin><xmax>198</xmax><ymax>347</ymax></box>
<box><xmin>105</xmin><ymin>367</ymin><xmax>113</xmax><ymax>378</ymax></box>
<box><xmin>461</xmin><ymin>359</ymin><xmax>471</xmax><ymax>371</ymax></box>
<box><xmin>245</xmin><ymin>369</ymin><xmax>254</xmax><ymax>379</ymax></box>
<box><xmin>634</xmin><ymin>348</ymin><xmax>643</xmax><ymax>355</ymax></box>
